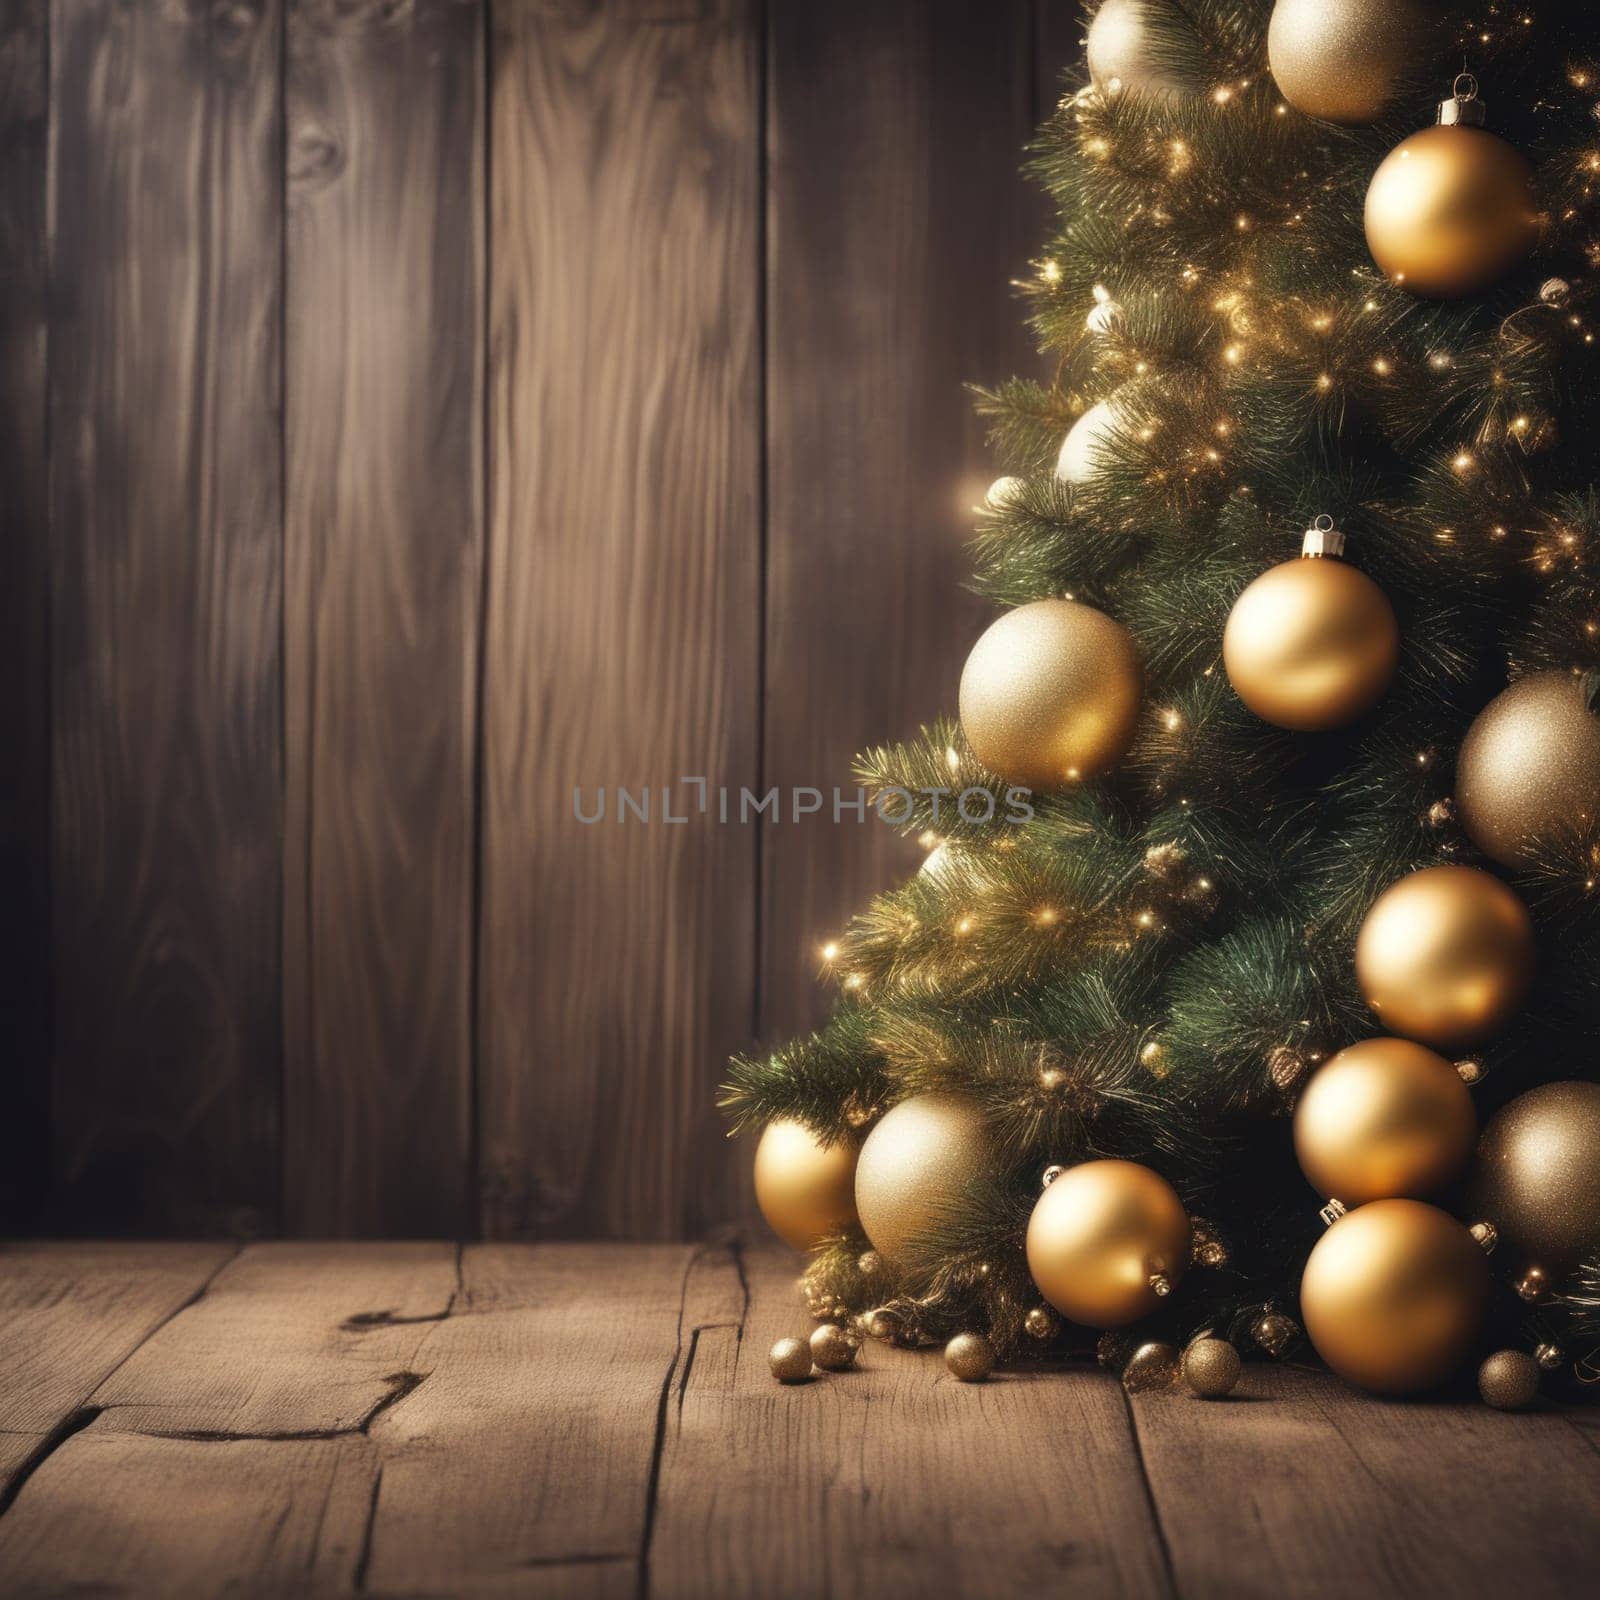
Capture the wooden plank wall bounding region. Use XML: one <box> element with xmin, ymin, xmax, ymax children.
<box><xmin>0</xmin><ymin>0</ymin><xmax>1083</xmax><ymax>1239</ymax></box>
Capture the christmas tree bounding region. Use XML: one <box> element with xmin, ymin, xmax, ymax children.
<box><xmin>725</xmin><ymin>0</ymin><xmax>1600</xmax><ymax>1400</ymax></box>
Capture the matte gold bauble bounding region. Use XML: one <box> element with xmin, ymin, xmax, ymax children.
<box><xmin>1471</xmin><ymin>1081</ymin><xmax>1600</xmax><ymax>1276</ymax></box>
<box><xmin>1355</xmin><ymin>865</ymin><xmax>1535</xmax><ymax>1050</ymax></box>
<box><xmin>853</xmin><ymin>1094</ymin><xmax>991</xmax><ymax>1266</ymax></box>
<box><xmin>1223</xmin><ymin>531</ymin><xmax>1398</xmax><ymax>731</ymax></box>
<box><xmin>1456</xmin><ymin>671</ymin><xmax>1600</xmax><ymax>868</ymax></box>
<box><xmin>768</xmin><ymin>1337</ymin><xmax>813</xmax><ymax>1383</ymax></box>
<box><xmin>1266</xmin><ymin>0</ymin><xmax>1428</xmax><ymax>124</ymax></box>
<box><xmin>1025</xmin><ymin>1159</ymin><xmax>1191</xmax><ymax>1328</ymax></box>
<box><xmin>1300</xmin><ymin>1199</ymin><xmax>1489</xmax><ymax>1394</ymax></box>
<box><xmin>959</xmin><ymin>599</ymin><xmax>1143</xmax><ymax>788</ymax></box>
<box><xmin>1086</xmin><ymin>0</ymin><xmax>1198</xmax><ymax>99</ymax></box>
<box><xmin>1364</xmin><ymin>87</ymin><xmax>1540</xmax><ymax>298</ymax></box>
<box><xmin>809</xmin><ymin>1323</ymin><xmax>858</xmax><ymax>1372</ymax></box>
<box><xmin>1293</xmin><ymin>1037</ymin><xmax>1476</xmax><ymax>1205</ymax></box>
<box><xmin>753</xmin><ymin>1118</ymin><xmax>859</xmax><ymax>1252</ymax></box>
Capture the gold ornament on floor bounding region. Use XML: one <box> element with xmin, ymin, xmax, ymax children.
<box><xmin>809</xmin><ymin>1324</ymin><xmax>858</xmax><ymax>1372</ymax></box>
<box><xmin>1123</xmin><ymin>1341</ymin><xmax>1179</xmax><ymax>1393</ymax></box>
<box><xmin>1086</xmin><ymin>0</ymin><xmax>1198</xmax><ymax>99</ymax></box>
<box><xmin>1223</xmin><ymin>518</ymin><xmax>1399</xmax><ymax>731</ymax></box>
<box><xmin>1293</xmin><ymin>1037</ymin><xmax>1477</xmax><ymax>1205</ymax></box>
<box><xmin>1478</xmin><ymin>1350</ymin><xmax>1541</xmax><ymax>1411</ymax></box>
<box><xmin>1266</xmin><ymin>0</ymin><xmax>1426</xmax><ymax>124</ymax></box>
<box><xmin>1056</xmin><ymin>398</ymin><xmax>1121</xmax><ymax>485</ymax></box>
<box><xmin>1471</xmin><ymin>1081</ymin><xmax>1600</xmax><ymax>1277</ymax></box>
<box><xmin>1182</xmin><ymin>1337</ymin><xmax>1242</xmax><ymax>1398</ymax></box>
<box><xmin>959</xmin><ymin>599</ymin><xmax>1143</xmax><ymax>789</ymax></box>
<box><xmin>769</xmin><ymin>1337</ymin><xmax>813</xmax><ymax>1384</ymax></box>
<box><xmin>1300</xmin><ymin>1199</ymin><xmax>1489</xmax><ymax>1394</ymax></box>
<box><xmin>854</xmin><ymin>1094</ymin><xmax>991</xmax><ymax>1266</ymax></box>
<box><xmin>1355</xmin><ymin>865</ymin><xmax>1535</xmax><ymax>1050</ymax></box>
<box><xmin>1364</xmin><ymin>77</ymin><xmax>1540</xmax><ymax>299</ymax></box>
<box><xmin>1456</xmin><ymin>671</ymin><xmax>1600</xmax><ymax>868</ymax></box>
<box><xmin>945</xmin><ymin>1331</ymin><xmax>996</xmax><ymax>1382</ymax></box>
<box><xmin>1026</xmin><ymin>1159</ymin><xmax>1191</xmax><ymax>1327</ymax></box>
<box><xmin>753</xmin><ymin>1117</ymin><xmax>859</xmax><ymax>1251</ymax></box>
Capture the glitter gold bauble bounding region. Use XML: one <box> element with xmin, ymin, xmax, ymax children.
<box><xmin>1086</xmin><ymin>0</ymin><xmax>1199</xmax><ymax>99</ymax></box>
<box><xmin>1025</xmin><ymin>1159</ymin><xmax>1191</xmax><ymax>1328</ymax></box>
<box><xmin>1300</xmin><ymin>1199</ymin><xmax>1489</xmax><ymax>1394</ymax></box>
<box><xmin>1470</xmin><ymin>1081</ymin><xmax>1600</xmax><ymax>1277</ymax></box>
<box><xmin>1266</xmin><ymin>0</ymin><xmax>1428</xmax><ymax>124</ymax></box>
<box><xmin>1181</xmin><ymin>1337</ymin><xmax>1242</xmax><ymax>1398</ymax></box>
<box><xmin>1293</xmin><ymin>1037</ymin><xmax>1476</xmax><ymax>1205</ymax></box>
<box><xmin>1478</xmin><ymin>1349</ymin><xmax>1540</xmax><ymax>1410</ymax></box>
<box><xmin>809</xmin><ymin>1324</ymin><xmax>858</xmax><ymax>1372</ymax></box>
<box><xmin>1355</xmin><ymin>865</ymin><xmax>1535</xmax><ymax>1050</ymax></box>
<box><xmin>1456</xmin><ymin>671</ymin><xmax>1600</xmax><ymax>868</ymax></box>
<box><xmin>1363</xmin><ymin>85</ymin><xmax>1540</xmax><ymax>299</ymax></box>
<box><xmin>959</xmin><ymin>599</ymin><xmax>1142</xmax><ymax>789</ymax></box>
<box><xmin>753</xmin><ymin>1118</ymin><xmax>859</xmax><ymax>1252</ymax></box>
<box><xmin>853</xmin><ymin>1094</ymin><xmax>991</xmax><ymax>1266</ymax></box>
<box><xmin>768</xmin><ymin>1337</ymin><xmax>813</xmax><ymax>1383</ymax></box>
<box><xmin>1223</xmin><ymin>529</ymin><xmax>1398</xmax><ymax>731</ymax></box>
<box><xmin>944</xmin><ymin>1331</ymin><xmax>995</xmax><ymax>1382</ymax></box>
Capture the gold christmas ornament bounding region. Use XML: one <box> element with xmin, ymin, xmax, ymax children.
<box><xmin>1456</xmin><ymin>671</ymin><xmax>1600</xmax><ymax>868</ymax></box>
<box><xmin>1478</xmin><ymin>1349</ymin><xmax>1540</xmax><ymax>1410</ymax></box>
<box><xmin>809</xmin><ymin>1324</ymin><xmax>858</xmax><ymax>1372</ymax></box>
<box><xmin>1364</xmin><ymin>78</ymin><xmax>1540</xmax><ymax>299</ymax></box>
<box><xmin>1265</xmin><ymin>0</ymin><xmax>1427</xmax><ymax>125</ymax></box>
<box><xmin>1355</xmin><ymin>865</ymin><xmax>1535</xmax><ymax>1050</ymax></box>
<box><xmin>1223</xmin><ymin>519</ymin><xmax>1399</xmax><ymax>731</ymax></box>
<box><xmin>1300</xmin><ymin>1199</ymin><xmax>1489</xmax><ymax>1394</ymax></box>
<box><xmin>984</xmin><ymin>475</ymin><xmax>1024</xmax><ymax>509</ymax></box>
<box><xmin>959</xmin><ymin>599</ymin><xmax>1143</xmax><ymax>789</ymax></box>
<box><xmin>1025</xmin><ymin>1159</ymin><xmax>1191</xmax><ymax>1327</ymax></box>
<box><xmin>1086</xmin><ymin>0</ymin><xmax>1199</xmax><ymax>99</ymax></box>
<box><xmin>1024</xmin><ymin>1305</ymin><xmax>1062</xmax><ymax>1341</ymax></box>
<box><xmin>1471</xmin><ymin>1081</ymin><xmax>1600</xmax><ymax>1276</ymax></box>
<box><xmin>853</xmin><ymin>1093</ymin><xmax>991</xmax><ymax>1266</ymax></box>
<box><xmin>1253</xmin><ymin>1310</ymin><xmax>1299</xmax><ymax>1356</ymax></box>
<box><xmin>1055</xmin><ymin>398</ymin><xmax>1121</xmax><ymax>486</ymax></box>
<box><xmin>1293</xmin><ymin>1037</ymin><xmax>1477</xmax><ymax>1205</ymax></box>
<box><xmin>1181</xmin><ymin>1337</ymin><xmax>1242</xmax><ymax>1398</ymax></box>
<box><xmin>753</xmin><ymin>1118</ymin><xmax>859</xmax><ymax>1251</ymax></box>
<box><xmin>768</xmin><ymin>1337</ymin><xmax>813</xmax><ymax>1384</ymax></box>
<box><xmin>1123</xmin><ymin>1341</ymin><xmax>1179</xmax><ymax>1393</ymax></box>
<box><xmin>944</xmin><ymin>1331</ymin><xmax>996</xmax><ymax>1382</ymax></box>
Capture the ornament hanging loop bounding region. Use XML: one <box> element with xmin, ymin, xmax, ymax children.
<box><xmin>1301</xmin><ymin>514</ymin><xmax>1345</xmax><ymax>560</ymax></box>
<box><xmin>1439</xmin><ymin>75</ymin><xmax>1487</xmax><ymax>127</ymax></box>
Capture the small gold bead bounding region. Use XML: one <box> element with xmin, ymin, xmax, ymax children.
<box><xmin>1024</xmin><ymin>1305</ymin><xmax>1062</xmax><ymax>1341</ymax></box>
<box><xmin>1254</xmin><ymin>1311</ymin><xmax>1299</xmax><ymax>1357</ymax></box>
<box><xmin>1536</xmin><ymin>1342</ymin><xmax>1565</xmax><ymax>1372</ymax></box>
<box><xmin>1469</xmin><ymin>1219</ymin><xmax>1498</xmax><ymax>1252</ymax></box>
<box><xmin>944</xmin><ymin>1332</ymin><xmax>996</xmax><ymax>1382</ymax></box>
<box><xmin>810</xmin><ymin>1323</ymin><xmax>858</xmax><ymax>1372</ymax></box>
<box><xmin>857</xmin><ymin>1249</ymin><xmax>882</xmax><ymax>1278</ymax></box>
<box><xmin>769</xmin><ymin>1337</ymin><xmax>813</xmax><ymax>1383</ymax></box>
<box><xmin>1041</xmin><ymin>1164</ymin><xmax>1066</xmax><ymax>1189</ymax></box>
<box><xmin>1182</xmin><ymin>1337</ymin><xmax>1242</xmax><ymax>1399</ymax></box>
<box><xmin>1478</xmin><ymin>1349</ymin><xmax>1540</xmax><ymax>1410</ymax></box>
<box><xmin>1123</xmin><ymin>1341</ymin><xmax>1179</xmax><ymax>1393</ymax></box>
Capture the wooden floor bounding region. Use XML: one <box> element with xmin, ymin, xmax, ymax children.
<box><xmin>2</xmin><ymin>1243</ymin><xmax>1599</xmax><ymax>1597</ymax></box>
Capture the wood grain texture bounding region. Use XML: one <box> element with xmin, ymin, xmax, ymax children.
<box><xmin>0</xmin><ymin>0</ymin><xmax>48</xmax><ymax>1232</ymax></box>
<box><xmin>1129</xmin><ymin>1361</ymin><xmax>1600</xmax><ymax>1599</ymax></box>
<box><xmin>479</xmin><ymin>0</ymin><xmax>761</xmax><ymax>1240</ymax></box>
<box><xmin>47</xmin><ymin>0</ymin><xmax>283</xmax><ymax>1236</ymax></box>
<box><xmin>362</xmin><ymin>1242</ymin><xmax>697</xmax><ymax>1593</ymax></box>
<box><xmin>760</xmin><ymin>0</ymin><xmax>1050</xmax><ymax>1044</ymax></box>
<box><xmin>0</xmin><ymin>1241</ymin><xmax>233</xmax><ymax>1493</ymax></box>
<box><xmin>648</xmin><ymin>1246</ymin><xmax>1172</xmax><ymax>1599</ymax></box>
<box><xmin>283</xmin><ymin>0</ymin><xmax>483</xmax><ymax>1236</ymax></box>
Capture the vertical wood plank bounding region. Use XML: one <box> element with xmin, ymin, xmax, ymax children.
<box><xmin>283</xmin><ymin>0</ymin><xmax>483</xmax><ymax>1235</ymax></box>
<box><xmin>479</xmin><ymin>0</ymin><xmax>761</xmax><ymax>1239</ymax></box>
<box><xmin>761</xmin><ymin>0</ymin><xmax>1047</xmax><ymax>1042</ymax></box>
<box><xmin>47</xmin><ymin>0</ymin><xmax>283</xmax><ymax>1235</ymax></box>
<box><xmin>0</xmin><ymin>1</ymin><xmax>48</xmax><ymax>1230</ymax></box>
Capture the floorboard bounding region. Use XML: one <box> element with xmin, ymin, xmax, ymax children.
<box><xmin>2</xmin><ymin>1242</ymin><xmax>1598</xmax><ymax>1597</ymax></box>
